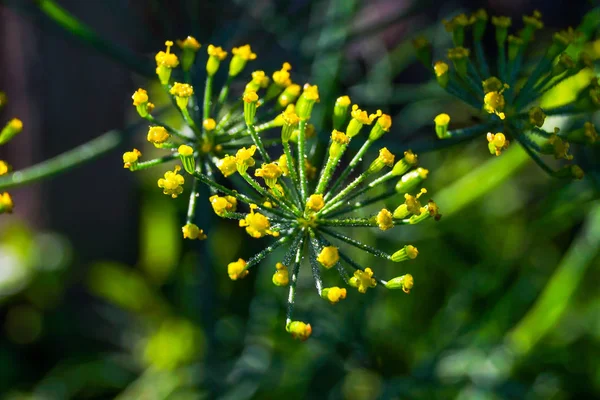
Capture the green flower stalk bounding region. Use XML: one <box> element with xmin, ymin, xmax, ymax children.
<box><xmin>419</xmin><ymin>9</ymin><xmax>599</xmax><ymax>179</ymax></box>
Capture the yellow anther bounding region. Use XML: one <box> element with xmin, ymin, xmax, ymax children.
<box><xmin>306</xmin><ymin>194</ymin><xmax>325</xmax><ymax>212</ymax></box>
<box><xmin>0</xmin><ymin>192</ymin><xmax>14</xmax><ymax>214</ymax></box>
<box><xmin>157</xmin><ymin>165</ymin><xmax>185</xmax><ymax>198</ymax></box>
<box><xmin>182</xmin><ymin>223</ymin><xmax>207</xmax><ymax>240</ymax></box>
<box><xmin>217</xmin><ymin>155</ymin><xmax>238</xmax><ymax>177</ymax></box>
<box><xmin>228</xmin><ymin>258</ymin><xmax>249</xmax><ymax>280</ymax></box>
<box><xmin>349</xmin><ymin>268</ymin><xmax>377</xmax><ymax>293</ymax></box>
<box><xmin>122</xmin><ymin>148</ymin><xmax>141</xmax><ymax>169</ymax></box>
<box><xmin>322</xmin><ymin>287</ymin><xmax>347</xmax><ymax>304</ymax></box>
<box><xmin>177</xmin><ymin>36</ymin><xmax>201</xmax><ymax>51</ymax></box>
<box><xmin>317</xmin><ymin>246</ymin><xmax>339</xmax><ymax>269</ymax></box>
<box><xmin>376</xmin><ymin>209</ymin><xmax>393</xmax><ymax>231</ymax></box>
<box><xmin>272</xmin><ymin>262</ymin><xmax>289</xmax><ymax>286</ymax></box>
<box><xmin>170</xmin><ymin>82</ymin><xmax>194</xmax><ymax>98</ymax></box>
<box><xmin>272</xmin><ymin>62</ymin><xmax>292</xmax><ymax>87</ymax></box>
<box><xmin>147</xmin><ymin>126</ymin><xmax>170</xmax><ymax>145</ymax></box>
<box><xmin>487</xmin><ymin>132</ymin><xmax>510</xmax><ymax>156</ymax></box>
<box><xmin>132</xmin><ymin>88</ymin><xmax>148</xmax><ymax>106</ymax></box>
<box><xmin>203</xmin><ymin>118</ymin><xmax>216</xmax><ymax>131</ymax></box>
<box><xmin>210</xmin><ymin>194</ymin><xmax>237</xmax><ymax>216</ymax></box>
<box><xmin>239</xmin><ymin>204</ymin><xmax>279</xmax><ymax>238</ymax></box>
<box><xmin>286</xmin><ymin>321</ymin><xmax>312</xmax><ymax>341</ymax></box>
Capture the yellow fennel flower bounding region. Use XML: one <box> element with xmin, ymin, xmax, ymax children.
<box><xmin>317</xmin><ymin>246</ymin><xmax>339</xmax><ymax>269</ymax></box>
<box><xmin>349</xmin><ymin>268</ymin><xmax>377</xmax><ymax>293</ymax></box>
<box><xmin>228</xmin><ymin>258</ymin><xmax>249</xmax><ymax>280</ymax></box>
<box><xmin>157</xmin><ymin>165</ymin><xmax>185</xmax><ymax>198</ymax></box>
<box><xmin>122</xmin><ymin>148</ymin><xmax>141</xmax><ymax>169</ymax></box>
<box><xmin>209</xmin><ymin>195</ymin><xmax>237</xmax><ymax>216</ymax></box>
<box><xmin>182</xmin><ymin>223</ymin><xmax>207</xmax><ymax>240</ymax></box>
<box><xmin>239</xmin><ymin>204</ymin><xmax>279</xmax><ymax>238</ymax></box>
<box><xmin>147</xmin><ymin>126</ymin><xmax>170</xmax><ymax>145</ymax></box>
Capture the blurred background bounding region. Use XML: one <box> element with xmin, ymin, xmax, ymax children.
<box><xmin>0</xmin><ymin>0</ymin><xmax>599</xmax><ymax>399</ymax></box>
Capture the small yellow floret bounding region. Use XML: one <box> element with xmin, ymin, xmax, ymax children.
<box><xmin>487</xmin><ymin>132</ymin><xmax>510</xmax><ymax>156</ymax></box>
<box><xmin>287</xmin><ymin>321</ymin><xmax>312</xmax><ymax>341</ymax></box>
<box><xmin>8</xmin><ymin>118</ymin><xmax>23</xmax><ymax>131</ymax></box>
<box><xmin>122</xmin><ymin>148</ymin><xmax>141</xmax><ymax>169</ymax></box>
<box><xmin>273</xmin><ymin>62</ymin><xmax>292</xmax><ymax>87</ymax></box>
<box><xmin>0</xmin><ymin>192</ymin><xmax>14</xmax><ymax>214</ymax></box>
<box><xmin>132</xmin><ymin>88</ymin><xmax>148</xmax><ymax>106</ymax></box>
<box><xmin>147</xmin><ymin>126</ymin><xmax>170</xmax><ymax>145</ymax></box>
<box><xmin>155</xmin><ymin>40</ymin><xmax>179</xmax><ymax>67</ymax></box>
<box><xmin>336</xmin><ymin>95</ymin><xmax>351</xmax><ymax>106</ymax></box>
<box><xmin>378</xmin><ymin>148</ymin><xmax>395</xmax><ymax>167</ymax></box>
<box><xmin>377</xmin><ymin>114</ymin><xmax>392</xmax><ymax>131</ymax></box>
<box><xmin>239</xmin><ymin>204</ymin><xmax>278</xmax><ymax>238</ymax></box>
<box><xmin>272</xmin><ymin>262</ymin><xmax>289</xmax><ymax>286</ymax></box>
<box><xmin>376</xmin><ymin>209</ymin><xmax>393</xmax><ymax>231</ymax></box>
<box><xmin>232</xmin><ymin>44</ymin><xmax>257</xmax><ymax>61</ymax></box>
<box><xmin>331</xmin><ymin>130</ymin><xmax>349</xmax><ymax>144</ymax></box>
<box><xmin>203</xmin><ymin>118</ymin><xmax>216</xmax><ymax>131</ymax></box>
<box><xmin>323</xmin><ymin>287</ymin><xmax>347</xmax><ymax>304</ymax></box>
<box><xmin>202</xmin><ymin>118</ymin><xmax>217</xmax><ymax>131</ymax></box>
<box><xmin>434</xmin><ymin>61</ymin><xmax>449</xmax><ymax>77</ymax></box>
<box><xmin>349</xmin><ymin>268</ymin><xmax>377</xmax><ymax>293</ymax></box>
<box><xmin>157</xmin><ymin>165</ymin><xmax>185</xmax><ymax>198</ymax></box>
<box><xmin>182</xmin><ymin>223</ymin><xmax>207</xmax><ymax>240</ymax></box>
<box><xmin>243</xmin><ymin>91</ymin><xmax>259</xmax><ymax>103</ymax></box>
<box><xmin>317</xmin><ymin>246</ymin><xmax>339</xmax><ymax>269</ymax></box>
<box><xmin>483</xmin><ymin>90</ymin><xmax>507</xmax><ymax>120</ymax></box>
<box><xmin>0</xmin><ymin>160</ymin><xmax>10</xmax><ymax>176</ymax></box>
<box><xmin>209</xmin><ymin>194</ymin><xmax>237</xmax><ymax>216</ymax></box>
<box><xmin>235</xmin><ymin>145</ymin><xmax>257</xmax><ymax>168</ymax></box>
<box><xmin>306</xmin><ymin>194</ymin><xmax>325</xmax><ymax>212</ymax></box>
<box><xmin>177</xmin><ymin>36</ymin><xmax>201</xmax><ymax>51</ymax></box>
<box><xmin>255</xmin><ymin>163</ymin><xmax>282</xmax><ymax>180</ymax></box>
<box><xmin>228</xmin><ymin>258</ymin><xmax>249</xmax><ymax>280</ymax></box>
<box><xmin>301</xmin><ymin>84</ymin><xmax>320</xmax><ymax>101</ymax></box>
<box><xmin>217</xmin><ymin>155</ymin><xmax>238</xmax><ymax>177</ymax></box>
<box><xmin>207</xmin><ymin>44</ymin><xmax>228</xmax><ymax>60</ymax></box>
<box><xmin>277</xmin><ymin>154</ymin><xmax>290</xmax><ymax>176</ymax></box>
<box><xmin>170</xmin><ymin>83</ymin><xmax>194</xmax><ymax>98</ymax></box>
<box><xmin>351</xmin><ymin>104</ymin><xmax>380</xmax><ymax>125</ymax></box>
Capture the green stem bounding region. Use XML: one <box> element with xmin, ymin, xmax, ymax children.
<box><xmin>129</xmin><ymin>153</ymin><xmax>178</xmax><ymax>171</ymax></box>
<box><xmin>181</xmin><ymin>108</ymin><xmax>202</xmax><ymax>137</ymax></box>
<box><xmin>203</xmin><ymin>75</ymin><xmax>213</xmax><ymax>142</ymax></box>
<box><xmin>315</xmin><ymin>143</ymin><xmax>346</xmax><ymax>195</ymax></box>
<box><xmin>0</xmin><ymin>129</ymin><xmax>121</xmax><ymax>190</ymax></box>
<box><xmin>286</xmin><ymin>234</ymin><xmax>305</xmax><ymax>326</ymax></box>
<box><xmin>326</xmin><ymin>139</ymin><xmax>372</xmax><ymax>198</ymax></box>
<box><xmin>319</xmin><ymin>227</ymin><xmax>393</xmax><ymax>260</ymax></box>
<box><xmin>326</xmin><ymin>188</ymin><xmax>398</xmax><ymax>218</ymax></box>
<box><xmin>217</xmin><ymin>76</ymin><xmax>233</xmax><ymax>109</ymax></box>
<box><xmin>186</xmin><ymin>169</ymin><xmax>200</xmax><ymax>223</ymax></box>
<box><xmin>246</xmin><ymin>124</ymin><xmax>271</xmax><ymax>163</ymax></box>
<box><xmin>144</xmin><ymin>115</ymin><xmax>192</xmax><ymax>141</ymax></box>
<box><xmin>239</xmin><ymin>172</ymin><xmax>299</xmax><ymax>216</ymax></box>
<box><xmin>297</xmin><ymin>120</ymin><xmax>309</xmax><ymax>202</ymax></box>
